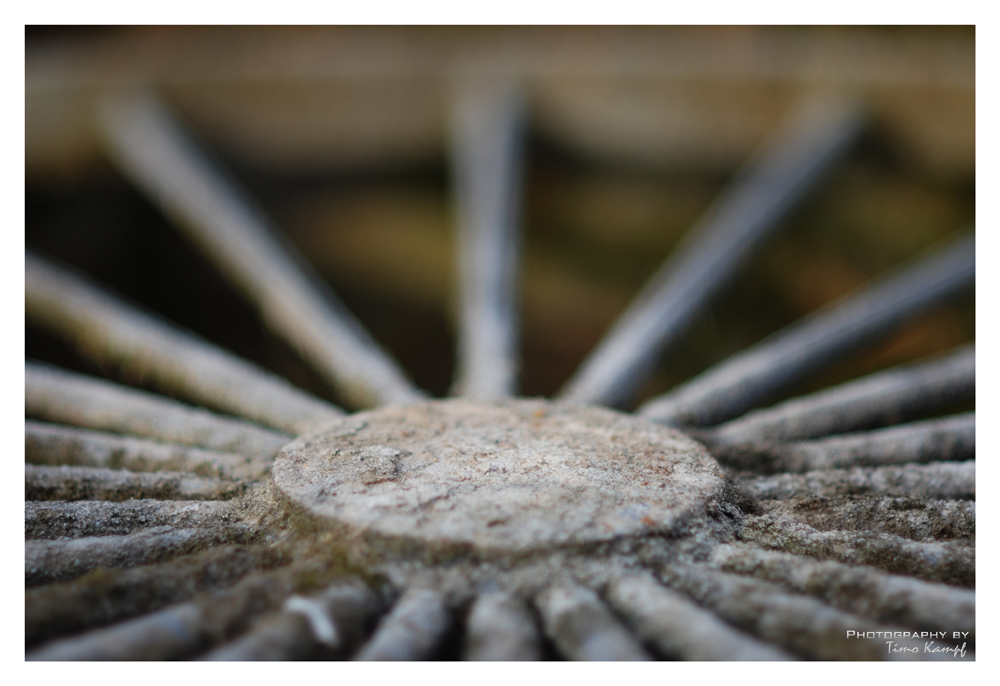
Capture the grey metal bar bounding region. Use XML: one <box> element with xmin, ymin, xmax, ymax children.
<box><xmin>606</xmin><ymin>574</ymin><xmax>795</xmax><ymax>660</ymax></box>
<box><xmin>26</xmin><ymin>362</ymin><xmax>289</xmax><ymax>459</ymax></box>
<box><xmin>354</xmin><ymin>588</ymin><xmax>450</xmax><ymax>661</ymax></box>
<box><xmin>709</xmin><ymin>344</ymin><xmax>975</xmax><ymax>446</ymax></box>
<box><xmin>739</xmin><ymin>514</ymin><xmax>975</xmax><ymax>587</ymax></box>
<box><xmin>26</xmin><ymin>253</ymin><xmax>342</xmax><ymax>434</ymax></box>
<box><xmin>758</xmin><ymin>495</ymin><xmax>975</xmax><ymax>542</ymax></box>
<box><xmin>659</xmin><ymin>563</ymin><xmax>948</xmax><ymax>660</ymax></box>
<box><xmin>27</xmin><ymin>603</ymin><xmax>206</xmax><ymax>661</ymax></box>
<box><xmin>26</xmin><ymin>525</ymin><xmax>253</xmax><ymax>586</ymax></box>
<box><xmin>534</xmin><ymin>584</ymin><xmax>651</xmax><ymax>661</ymax></box>
<box><xmin>639</xmin><ymin>232</ymin><xmax>975</xmax><ymax>427</ymax></box>
<box><xmin>710</xmin><ymin>543</ymin><xmax>975</xmax><ymax>636</ymax></box>
<box><xmin>450</xmin><ymin>82</ymin><xmax>525</xmax><ymax>399</ymax></box>
<box><xmin>28</xmin><ymin>563</ymin><xmax>308</xmax><ymax>659</ymax></box>
<box><xmin>26</xmin><ymin>499</ymin><xmax>233</xmax><ymax>539</ymax></box>
<box><xmin>715</xmin><ymin>413</ymin><xmax>976</xmax><ymax>474</ymax></box>
<box><xmin>738</xmin><ymin>461</ymin><xmax>976</xmax><ymax>502</ymax></box>
<box><xmin>560</xmin><ymin>97</ymin><xmax>864</xmax><ymax>408</ymax></box>
<box><xmin>26</xmin><ymin>544</ymin><xmax>286</xmax><ymax>646</ymax></box>
<box><xmin>463</xmin><ymin>591</ymin><xmax>542</xmax><ymax>661</ymax></box>
<box><xmin>25</xmin><ymin>421</ymin><xmax>268</xmax><ymax>479</ymax></box>
<box><xmin>96</xmin><ymin>92</ymin><xmax>422</xmax><ymax>409</ymax></box>
<box><xmin>202</xmin><ymin>579</ymin><xmax>381</xmax><ymax>660</ymax></box>
<box><xmin>25</xmin><ymin>464</ymin><xmax>248</xmax><ymax>502</ymax></box>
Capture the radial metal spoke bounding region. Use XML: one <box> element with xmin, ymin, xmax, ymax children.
<box><xmin>738</xmin><ymin>461</ymin><xmax>975</xmax><ymax>502</ymax></box>
<box><xmin>96</xmin><ymin>92</ymin><xmax>422</xmax><ymax>409</ymax></box>
<box><xmin>606</xmin><ymin>574</ymin><xmax>795</xmax><ymax>660</ymax></box>
<box><xmin>27</xmin><ymin>603</ymin><xmax>205</xmax><ymax>661</ymax></box>
<box><xmin>26</xmin><ymin>544</ymin><xmax>288</xmax><ymax>647</ymax></box>
<box><xmin>26</xmin><ymin>363</ymin><xmax>289</xmax><ymax>459</ymax></box>
<box><xmin>354</xmin><ymin>588</ymin><xmax>451</xmax><ymax>661</ymax></box>
<box><xmin>25</xmin><ymin>464</ymin><xmax>247</xmax><ymax>502</ymax></box>
<box><xmin>450</xmin><ymin>82</ymin><xmax>525</xmax><ymax>399</ymax></box>
<box><xmin>715</xmin><ymin>413</ymin><xmax>975</xmax><ymax>474</ymax></box>
<box><xmin>26</xmin><ymin>253</ymin><xmax>342</xmax><ymax>434</ymax></box>
<box><xmin>758</xmin><ymin>495</ymin><xmax>975</xmax><ymax>542</ymax></box>
<box><xmin>28</xmin><ymin>562</ymin><xmax>311</xmax><ymax>660</ymax></box>
<box><xmin>659</xmin><ymin>563</ymin><xmax>956</xmax><ymax>660</ymax></box>
<box><xmin>639</xmin><ymin>232</ymin><xmax>975</xmax><ymax>427</ymax></box>
<box><xmin>710</xmin><ymin>543</ymin><xmax>975</xmax><ymax>637</ymax></box>
<box><xmin>708</xmin><ymin>344</ymin><xmax>975</xmax><ymax>446</ymax></box>
<box><xmin>739</xmin><ymin>515</ymin><xmax>974</xmax><ymax>587</ymax></box>
<box><xmin>561</xmin><ymin>97</ymin><xmax>864</xmax><ymax>408</ymax></box>
<box><xmin>26</xmin><ymin>421</ymin><xmax>268</xmax><ymax>479</ymax></box>
<box><xmin>26</xmin><ymin>500</ymin><xmax>234</xmax><ymax>539</ymax></box>
<box><xmin>202</xmin><ymin>579</ymin><xmax>382</xmax><ymax>660</ymax></box>
<box><xmin>26</xmin><ymin>525</ymin><xmax>255</xmax><ymax>586</ymax></box>
<box><xmin>203</xmin><ymin>610</ymin><xmax>316</xmax><ymax>661</ymax></box>
<box><xmin>463</xmin><ymin>591</ymin><xmax>542</xmax><ymax>661</ymax></box>
<box><xmin>534</xmin><ymin>584</ymin><xmax>651</xmax><ymax>661</ymax></box>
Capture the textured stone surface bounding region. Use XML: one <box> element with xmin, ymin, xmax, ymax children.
<box><xmin>273</xmin><ymin>398</ymin><xmax>727</xmax><ymax>557</ymax></box>
<box><xmin>759</xmin><ymin>495</ymin><xmax>975</xmax><ymax>542</ymax></box>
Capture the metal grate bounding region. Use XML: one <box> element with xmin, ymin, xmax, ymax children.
<box><xmin>25</xmin><ymin>27</ymin><xmax>974</xmax><ymax>661</ymax></box>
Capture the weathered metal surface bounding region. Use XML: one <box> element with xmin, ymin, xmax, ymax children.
<box><xmin>26</xmin><ymin>499</ymin><xmax>235</xmax><ymax>539</ymax></box>
<box><xmin>26</xmin><ymin>253</ymin><xmax>342</xmax><ymax>434</ymax></box>
<box><xmin>535</xmin><ymin>584</ymin><xmax>651</xmax><ymax>661</ymax></box>
<box><xmin>273</xmin><ymin>398</ymin><xmax>727</xmax><ymax>556</ymax></box>
<box><xmin>25</xmin><ymin>421</ymin><xmax>268</xmax><ymax>479</ymax></box>
<box><xmin>450</xmin><ymin>82</ymin><xmax>525</xmax><ymax>399</ymax></box>
<box><xmin>26</xmin><ymin>363</ymin><xmax>289</xmax><ymax>459</ymax></box>
<box><xmin>23</xmin><ymin>27</ymin><xmax>976</xmax><ymax>662</ymax></box>
<box><xmin>25</xmin><ymin>464</ymin><xmax>247</xmax><ymax>502</ymax></box>
<box><xmin>606</xmin><ymin>574</ymin><xmax>795</xmax><ymax>660</ymax></box>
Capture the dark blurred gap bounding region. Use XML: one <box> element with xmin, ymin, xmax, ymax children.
<box><xmin>25</xmin><ymin>25</ymin><xmax>124</xmax><ymax>46</ymax></box>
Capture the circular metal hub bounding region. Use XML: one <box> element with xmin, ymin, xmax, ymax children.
<box><xmin>273</xmin><ymin>398</ymin><xmax>727</xmax><ymax>556</ymax></box>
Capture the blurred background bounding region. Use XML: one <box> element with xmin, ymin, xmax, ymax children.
<box><xmin>24</xmin><ymin>26</ymin><xmax>975</xmax><ymax>411</ymax></box>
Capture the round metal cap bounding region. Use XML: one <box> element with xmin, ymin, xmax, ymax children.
<box><xmin>273</xmin><ymin>399</ymin><xmax>727</xmax><ymax>556</ymax></box>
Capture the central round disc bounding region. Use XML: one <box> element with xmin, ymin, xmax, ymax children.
<box><xmin>273</xmin><ymin>399</ymin><xmax>726</xmax><ymax>555</ymax></box>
